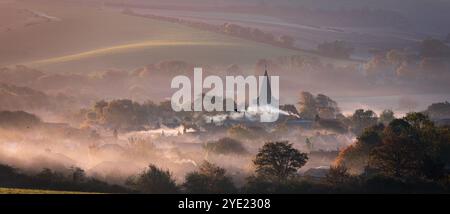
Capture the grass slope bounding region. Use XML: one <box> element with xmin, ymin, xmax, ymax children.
<box><xmin>0</xmin><ymin>187</ymin><xmax>98</xmax><ymax>194</ymax></box>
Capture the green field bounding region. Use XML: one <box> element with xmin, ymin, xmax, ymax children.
<box><xmin>0</xmin><ymin>0</ymin><xmax>354</xmax><ymax>74</ymax></box>
<box><xmin>0</xmin><ymin>187</ymin><xmax>97</xmax><ymax>194</ymax></box>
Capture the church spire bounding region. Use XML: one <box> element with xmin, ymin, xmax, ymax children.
<box><xmin>263</xmin><ymin>65</ymin><xmax>272</xmax><ymax>103</ymax></box>
<box><xmin>258</xmin><ymin>64</ymin><xmax>272</xmax><ymax>105</ymax></box>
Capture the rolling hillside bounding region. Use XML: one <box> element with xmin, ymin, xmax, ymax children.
<box><xmin>0</xmin><ymin>0</ymin><xmax>320</xmax><ymax>74</ymax></box>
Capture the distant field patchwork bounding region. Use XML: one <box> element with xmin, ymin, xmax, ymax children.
<box><xmin>0</xmin><ymin>0</ymin><xmax>311</xmax><ymax>73</ymax></box>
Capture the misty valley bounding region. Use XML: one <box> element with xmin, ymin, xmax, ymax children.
<box><xmin>0</xmin><ymin>0</ymin><xmax>450</xmax><ymax>195</ymax></box>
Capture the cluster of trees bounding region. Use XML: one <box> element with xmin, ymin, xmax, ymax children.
<box><xmin>308</xmin><ymin>113</ymin><xmax>450</xmax><ymax>193</ymax></box>
<box><xmin>337</xmin><ymin>113</ymin><xmax>450</xmax><ymax>180</ymax></box>
<box><xmin>0</xmin><ymin>81</ymin><xmax>83</xmax><ymax>116</ymax></box>
<box><xmin>126</xmin><ymin>141</ymin><xmax>309</xmax><ymax>194</ymax></box>
<box><xmin>0</xmin><ymin>165</ymin><xmax>129</xmax><ymax>193</ymax></box>
<box><xmin>304</xmin><ymin>107</ymin><xmax>382</xmax><ymax>136</ymax></box>
<box><xmin>125</xmin><ymin>165</ymin><xmax>179</xmax><ymax>194</ymax></box>
<box><xmin>344</xmin><ymin>103</ymin><xmax>450</xmax><ymax>136</ymax></box>
<box><xmin>298</xmin><ymin>92</ymin><xmax>341</xmax><ymax>120</ymax></box>
<box><xmin>348</xmin><ymin>109</ymin><xmax>379</xmax><ymax>136</ymax></box>
<box><xmin>204</xmin><ymin>137</ymin><xmax>249</xmax><ymax>155</ymax></box>
<box><xmin>297</xmin><ymin>92</ymin><xmax>449</xmax><ymax>138</ymax></box>
<box><xmin>296</xmin><ymin>91</ymin><xmax>399</xmax><ymax>136</ymax></box>
<box><xmin>126</xmin><ymin>161</ymin><xmax>238</xmax><ymax>194</ymax></box>
<box><xmin>365</xmin><ymin>39</ymin><xmax>450</xmax><ymax>82</ymax></box>
<box><xmin>86</xmin><ymin>99</ymin><xmax>148</xmax><ymax>131</ymax></box>
<box><xmin>425</xmin><ymin>101</ymin><xmax>450</xmax><ymax>120</ymax></box>
<box><xmin>183</xmin><ymin>162</ymin><xmax>237</xmax><ymax>194</ymax></box>
<box><xmin>123</xmin><ymin>10</ymin><xmax>297</xmax><ymax>49</ymax></box>
<box><xmin>84</xmin><ymin>99</ymin><xmax>184</xmax><ymax>131</ymax></box>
